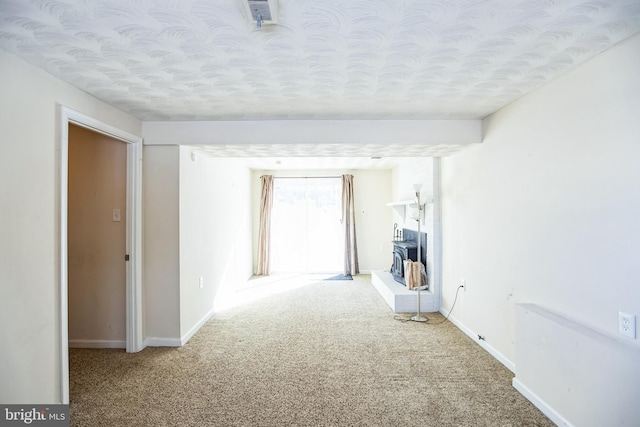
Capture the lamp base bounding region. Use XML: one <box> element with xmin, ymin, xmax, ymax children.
<box><xmin>410</xmin><ymin>315</ymin><xmax>428</xmax><ymax>322</ymax></box>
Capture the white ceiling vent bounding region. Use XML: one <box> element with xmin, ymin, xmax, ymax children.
<box><xmin>244</xmin><ymin>0</ymin><xmax>278</xmax><ymax>28</ymax></box>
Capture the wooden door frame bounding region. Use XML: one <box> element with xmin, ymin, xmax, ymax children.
<box><xmin>58</xmin><ymin>106</ymin><xmax>143</xmax><ymax>404</ymax></box>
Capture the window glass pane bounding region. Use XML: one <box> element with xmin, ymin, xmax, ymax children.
<box><xmin>271</xmin><ymin>178</ymin><xmax>342</xmax><ymax>273</ymax></box>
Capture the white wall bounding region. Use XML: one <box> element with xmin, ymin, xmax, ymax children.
<box><xmin>143</xmin><ymin>145</ymin><xmax>181</xmax><ymax>342</ymax></box>
<box><xmin>514</xmin><ymin>303</ymin><xmax>640</xmax><ymax>427</ymax></box>
<box><xmin>0</xmin><ymin>50</ymin><xmax>141</xmax><ymax>404</ymax></box>
<box><xmin>441</xmin><ymin>33</ymin><xmax>640</xmax><ymax>424</ymax></box>
<box><xmin>142</xmin><ymin>146</ymin><xmax>253</xmax><ymax>344</ymax></box>
<box><xmin>251</xmin><ymin>169</ymin><xmax>392</xmax><ymax>274</ymax></box>
<box><xmin>179</xmin><ymin>149</ymin><xmax>252</xmax><ymax>339</ymax></box>
<box><xmin>391</xmin><ymin>158</ymin><xmax>437</xmax><ymax>292</ymax></box>
<box><xmin>354</xmin><ymin>169</ymin><xmax>393</xmax><ymax>272</ymax></box>
<box><xmin>384</xmin><ymin>158</ymin><xmax>441</xmax><ymax>313</ymax></box>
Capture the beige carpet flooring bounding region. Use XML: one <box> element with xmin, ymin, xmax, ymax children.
<box><xmin>69</xmin><ymin>275</ymin><xmax>553</xmax><ymax>426</ymax></box>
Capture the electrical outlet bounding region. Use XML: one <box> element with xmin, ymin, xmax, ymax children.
<box><xmin>461</xmin><ymin>279</ymin><xmax>466</xmax><ymax>291</ymax></box>
<box><xmin>199</xmin><ymin>277</ymin><xmax>204</xmax><ymax>289</ymax></box>
<box><xmin>618</xmin><ymin>312</ymin><xmax>636</xmax><ymax>339</ymax></box>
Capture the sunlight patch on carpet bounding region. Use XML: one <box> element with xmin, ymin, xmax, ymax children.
<box><xmin>214</xmin><ymin>274</ymin><xmax>320</xmax><ymax>312</ymax></box>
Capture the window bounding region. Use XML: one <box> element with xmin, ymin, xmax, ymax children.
<box><xmin>270</xmin><ymin>177</ymin><xmax>342</xmax><ymax>273</ymax></box>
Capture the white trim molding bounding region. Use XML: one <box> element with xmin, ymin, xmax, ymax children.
<box><xmin>439</xmin><ymin>307</ymin><xmax>516</xmax><ymax>373</ymax></box>
<box><xmin>432</xmin><ymin>158</ymin><xmax>443</xmax><ymax>312</ymax></box>
<box><xmin>144</xmin><ymin>337</ymin><xmax>182</xmax><ymax>347</ymax></box>
<box><xmin>125</xmin><ymin>140</ymin><xmax>144</xmax><ymax>353</ymax></box>
<box><xmin>513</xmin><ymin>378</ymin><xmax>574</xmax><ymax>427</ymax></box>
<box><xmin>181</xmin><ymin>308</ymin><xmax>216</xmax><ymax>346</ymax></box>
<box><xmin>68</xmin><ymin>340</ymin><xmax>126</xmax><ymax>349</ymax></box>
<box><xmin>144</xmin><ymin>307</ymin><xmax>216</xmax><ymax>348</ymax></box>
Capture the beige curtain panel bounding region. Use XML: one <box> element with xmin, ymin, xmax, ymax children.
<box><xmin>256</xmin><ymin>175</ymin><xmax>274</xmax><ymax>276</ymax></box>
<box><xmin>341</xmin><ymin>174</ymin><xmax>359</xmax><ymax>276</ymax></box>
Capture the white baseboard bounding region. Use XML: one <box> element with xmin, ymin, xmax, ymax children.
<box><xmin>439</xmin><ymin>307</ymin><xmax>515</xmax><ymax>373</ymax></box>
<box><xmin>144</xmin><ymin>308</ymin><xmax>215</xmax><ymax>348</ymax></box>
<box><xmin>144</xmin><ymin>337</ymin><xmax>182</xmax><ymax>347</ymax></box>
<box><xmin>68</xmin><ymin>339</ymin><xmax>125</xmax><ymax>349</ymax></box>
<box><xmin>513</xmin><ymin>378</ymin><xmax>573</xmax><ymax>427</ymax></box>
<box><xmin>181</xmin><ymin>307</ymin><xmax>215</xmax><ymax>345</ymax></box>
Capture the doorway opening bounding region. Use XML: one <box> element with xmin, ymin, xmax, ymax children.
<box><xmin>270</xmin><ymin>177</ymin><xmax>342</xmax><ymax>273</ymax></box>
<box><xmin>67</xmin><ymin>124</ymin><xmax>127</xmax><ymax>349</ymax></box>
<box><xmin>59</xmin><ymin>106</ymin><xmax>142</xmax><ymax>404</ymax></box>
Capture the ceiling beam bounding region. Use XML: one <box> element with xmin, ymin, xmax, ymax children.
<box><xmin>142</xmin><ymin>120</ymin><xmax>482</xmax><ymax>147</ymax></box>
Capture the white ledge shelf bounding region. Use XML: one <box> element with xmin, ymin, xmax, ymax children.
<box><xmin>386</xmin><ymin>199</ymin><xmax>431</xmax><ymax>223</ymax></box>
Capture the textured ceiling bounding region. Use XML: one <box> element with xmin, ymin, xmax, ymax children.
<box><xmin>1</xmin><ymin>0</ymin><xmax>639</xmax><ymax>121</ymax></box>
<box><xmin>206</xmin><ymin>155</ymin><xmax>404</xmax><ymax>171</ymax></box>
<box><xmin>194</xmin><ymin>142</ymin><xmax>468</xmax><ymax>159</ymax></box>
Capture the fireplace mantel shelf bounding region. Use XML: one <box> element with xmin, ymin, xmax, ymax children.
<box><xmin>386</xmin><ymin>200</ymin><xmax>431</xmax><ymax>222</ymax></box>
<box><xmin>386</xmin><ymin>200</ymin><xmax>417</xmax><ymax>207</ymax></box>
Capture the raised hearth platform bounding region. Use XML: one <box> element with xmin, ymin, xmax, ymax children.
<box><xmin>371</xmin><ymin>270</ymin><xmax>437</xmax><ymax>313</ymax></box>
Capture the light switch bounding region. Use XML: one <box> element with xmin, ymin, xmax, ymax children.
<box><xmin>112</xmin><ymin>209</ymin><xmax>121</xmax><ymax>222</ymax></box>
